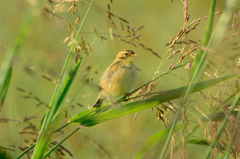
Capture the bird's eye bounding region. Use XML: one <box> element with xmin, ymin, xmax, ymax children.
<box><xmin>125</xmin><ymin>53</ymin><xmax>128</xmax><ymax>56</ymax></box>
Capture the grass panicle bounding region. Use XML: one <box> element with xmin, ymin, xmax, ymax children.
<box><xmin>1</xmin><ymin>0</ymin><xmax>240</xmax><ymax>158</ymax></box>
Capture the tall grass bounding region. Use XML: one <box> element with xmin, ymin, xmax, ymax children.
<box><xmin>0</xmin><ymin>0</ymin><xmax>240</xmax><ymax>159</ymax></box>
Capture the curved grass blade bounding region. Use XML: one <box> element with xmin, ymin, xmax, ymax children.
<box><xmin>161</xmin><ymin>0</ymin><xmax>216</xmax><ymax>158</ymax></box>
<box><xmin>0</xmin><ymin>67</ymin><xmax>12</xmax><ymax>111</ymax></box>
<box><xmin>69</xmin><ymin>106</ymin><xmax>109</xmax><ymax>124</ymax></box>
<box><xmin>165</xmin><ymin>125</ymin><xmax>200</xmax><ymax>159</ymax></box>
<box><xmin>0</xmin><ymin>1</ymin><xmax>42</xmax><ymax>112</ymax></box>
<box><xmin>187</xmin><ymin>138</ymin><xmax>226</xmax><ymax>151</ymax></box>
<box><xmin>70</xmin><ymin>74</ymin><xmax>235</xmax><ymax>126</ymax></box>
<box><xmin>197</xmin><ymin>111</ymin><xmax>238</xmax><ymax>122</ymax></box>
<box><xmin>44</xmin><ymin>56</ymin><xmax>84</xmax><ymax>126</ymax></box>
<box><xmin>136</xmin><ymin>110</ymin><xmax>238</xmax><ymax>159</ymax></box>
<box><xmin>188</xmin><ymin>0</ymin><xmax>216</xmax><ymax>82</ymax></box>
<box><xmin>186</xmin><ymin>138</ymin><xmax>210</xmax><ymax>146</ymax></box>
<box><xmin>31</xmin><ymin>114</ymin><xmax>61</xmax><ymax>159</ymax></box>
<box><xmin>39</xmin><ymin>0</ymin><xmax>94</xmax><ymax>130</ymax></box>
<box><xmin>16</xmin><ymin>123</ymin><xmax>71</xmax><ymax>159</ymax></box>
<box><xmin>202</xmin><ymin>0</ymin><xmax>239</xmax><ymax>158</ymax></box>
<box><xmin>17</xmin><ymin>0</ymin><xmax>94</xmax><ymax>156</ymax></box>
<box><xmin>31</xmin><ymin>58</ymin><xmax>84</xmax><ymax>159</ymax></box>
<box><xmin>0</xmin><ymin>152</ymin><xmax>8</xmax><ymax>159</ymax></box>
<box><xmin>204</xmin><ymin>91</ymin><xmax>240</xmax><ymax>158</ymax></box>
<box><xmin>134</xmin><ymin>124</ymin><xmax>188</xmax><ymax>159</ymax></box>
<box><xmin>222</xmin><ymin>110</ymin><xmax>240</xmax><ymax>159</ymax></box>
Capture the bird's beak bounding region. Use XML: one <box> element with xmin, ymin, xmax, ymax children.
<box><xmin>132</xmin><ymin>53</ymin><xmax>137</xmax><ymax>57</ymax></box>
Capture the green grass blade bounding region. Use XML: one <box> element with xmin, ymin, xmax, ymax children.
<box><xmin>196</xmin><ymin>111</ymin><xmax>238</xmax><ymax>122</ymax></box>
<box><xmin>118</xmin><ymin>60</ymin><xmax>194</xmax><ymax>102</ymax></box>
<box><xmin>204</xmin><ymin>90</ymin><xmax>240</xmax><ymax>158</ymax></box>
<box><xmin>0</xmin><ymin>152</ymin><xmax>8</xmax><ymax>159</ymax></box>
<box><xmin>51</xmin><ymin>57</ymin><xmax>84</xmax><ymax>118</ymax></box>
<box><xmin>186</xmin><ymin>138</ymin><xmax>210</xmax><ymax>146</ymax></box>
<box><xmin>70</xmin><ymin>74</ymin><xmax>235</xmax><ymax>126</ymax></box>
<box><xmin>186</xmin><ymin>137</ymin><xmax>225</xmax><ymax>152</ymax></box>
<box><xmin>222</xmin><ymin>111</ymin><xmax>240</xmax><ymax>159</ymax></box>
<box><xmin>16</xmin><ymin>144</ymin><xmax>35</xmax><ymax>159</ymax></box>
<box><xmin>18</xmin><ymin>0</ymin><xmax>94</xmax><ymax>157</ymax></box>
<box><xmin>31</xmin><ymin>58</ymin><xmax>84</xmax><ymax>159</ymax></box>
<box><xmin>0</xmin><ymin>2</ymin><xmax>41</xmax><ymax>112</ymax></box>
<box><xmin>39</xmin><ymin>0</ymin><xmax>94</xmax><ymax>130</ymax></box>
<box><xmin>0</xmin><ymin>66</ymin><xmax>12</xmax><ymax>111</ymax></box>
<box><xmin>44</xmin><ymin>56</ymin><xmax>84</xmax><ymax>126</ymax></box>
<box><xmin>44</xmin><ymin>127</ymin><xmax>80</xmax><ymax>158</ymax></box>
<box><xmin>165</xmin><ymin>110</ymin><xmax>238</xmax><ymax>159</ymax></box>
<box><xmin>31</xmin><ymin>114</ymin><xmax>61</xmax><ymax>159</ymax></box>
<box><xmin>16</xmin><ymin>123</ymin><xmax>71</xmax><ymax>159</ymax></box>
<box><xmin>202</xmin><ymin>0</ymin><xmax>239</xmax><ymax>158</ymax></box>
<box><xmin>188</xmin><ymin>0</ymin><xmax>216</xmax><ymax>82</ymax></box>
<box><xmin>161</xmin><ymin>0</ymin><xmax>216</xmax><ymax>158</ymax></box>
<box><xmin>134</xmin><ymin>124</ymin><xmax>188</xmax><ymax>159</ymax></box>
<box><xmin>70</xmin><ymin>106</ymin><xmax>109</xmax><ymax>124</ymax></box>
<box><xmin>164</xmin><ymin>125</ymin><xmax>200</xmax><ymax>159</ymax></box>
<box><xmin>136</xmin><ymin>110</ymin><xmax>238</xmax><ymax>159</ymax></box>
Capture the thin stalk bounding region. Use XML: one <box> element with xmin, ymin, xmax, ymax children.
<box><xmin>41</xmin><ymin>0</ymin><xmax>94</xmax><ymax>129</ymax></box>
<box><xmin>165</xmin><ymin>125</ymin><xmax>200</xmax><ymax>158</ymax></box>
<box><xmin>16</xmin><ymin>122</ymin><xmax>71</xmax><ymax>159</ymax></box>
<box><xmin>17</xmin><ymin>1</ymin><xmax>95</xmax><ymax>158</ymax></box>
<box><xmin>203</xmin><ymin>0</ymin><xmax>238</xmax><ymax>157</ymax></box>
<box><xmin>16</xmin><ymin>144</ymin><xmax>35</xmax><ymax>159</ymax></box>
<box><xmin>118</xmin><ymin>60</ymin><xmax>194</xmax><ymax>102</ymax></box>
<box><xmin>204</xmin><ymin>90</ymin><xmax>240</xmax><ymax>158</ymax></box>
<box><xmin>159</xmin><ymin>0</ymin><xmax>216</xmax><ymax>158</ymax></box>
<box><xmin>222</xmin><ymin>110</ymin><xmax>240</xmax><ymax>159</ymax></box>
<box><xmin>44</xmin><ymin>127</ymin><xmax>80</xmax><ymax>158</ymax></box>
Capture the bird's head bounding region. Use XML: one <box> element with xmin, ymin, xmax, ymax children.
<box><xmin>116</xmin><ymin>50</ymin><xmax>137</xmax><ymax>62</ymax></box>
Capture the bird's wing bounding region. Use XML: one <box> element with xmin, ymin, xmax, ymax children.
<box><xmin>108</xmin><ymin>60</ymin><xmax>121</xmax><ymax>73</ymax></box>
<box><xmin>99</xmin><ymin>60</ymin><xmax>121</xmax><ymax>87</ymax></box>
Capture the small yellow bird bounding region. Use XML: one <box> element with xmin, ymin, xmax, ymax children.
<box><xmin>93</xmin><ymin>50</ymin><xmax>138</xmax><ymax>108</ymax></box>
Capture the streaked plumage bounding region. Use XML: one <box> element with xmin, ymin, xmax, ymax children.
<box><xmin>93</xmin><ymin>50</ymin><xmax>138</xmax><ymax>108</ymax></box>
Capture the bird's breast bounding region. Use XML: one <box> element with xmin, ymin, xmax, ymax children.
<box><xmin>108</xmin><ymin>65</ymin><xmax>137</xmax><ymax>98</ymax></box>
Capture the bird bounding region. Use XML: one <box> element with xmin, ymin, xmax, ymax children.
<box><xmin>93</xmin><ymin>49</ymin><xmax>139</xmax><ymax>108</ymax></box>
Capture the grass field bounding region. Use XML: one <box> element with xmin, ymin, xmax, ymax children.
<box><xmin>0</xmin><ymin>0</ymin><xmax>240</xmax><ymax>159</ymax></box>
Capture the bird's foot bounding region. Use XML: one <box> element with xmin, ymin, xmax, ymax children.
<box><xmin>123</xmin><ymin>93</ymin><xmax>132</xmax><ymax>101</ymax></box>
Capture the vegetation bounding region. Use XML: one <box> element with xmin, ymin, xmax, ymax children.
<box><xmin>0</xmin><ymin>0</ymin><xmax>240</xmax><ymax>158</ymax></box>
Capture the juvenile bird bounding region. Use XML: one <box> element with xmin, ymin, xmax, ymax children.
<box><xmin>93</xmin><ymin>50</ymin><xmax>138</xmax><ymax>108</ymax></box>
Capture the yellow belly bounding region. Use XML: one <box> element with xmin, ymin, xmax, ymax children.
<box><xmin>107</xmin><ymin>67</ymin><xmax>137</xmax><ymax>99</ymax></box>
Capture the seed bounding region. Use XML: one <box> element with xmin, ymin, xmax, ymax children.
<box><xmin>63</xmin><ymin>37</ymin><xmax>70</xmax><ymax>43</ymax></box>
<box><xmin>118</xmin><ymin>17</ymin><xmax>129</xmax><ymax>24</ymax></box>
<box><xmin>75</xmin><ymin>16</ymin><xmax>80</xmax><ymax>24</ymax></box>
<box><xmin>136</xmin><ymin>25</ymin><xmax>144</xmax><ymax>31</ymax></box>
<box><xmin>120</xmin><ymin>21</ymin><xmax>124</xmax><ymax>31</ymax></box>
<box><xmin>107</xmin><ymin>2</ymin><xmax>110</xmax><ymax>10</ymax></box>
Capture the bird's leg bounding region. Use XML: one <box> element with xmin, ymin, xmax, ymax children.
<box><xmin>123</xmin><ymin>92</ymin><xmax>132</xmax><ymax>101</ymax></box>
<box><xmin>109</xmin><ymin>98</ymin><xmax>115</xmax><ymax>109</ymax></box>
<box><xmin>108</xmin><ymin>97</ymin><xmax>121</xmax><ymax>109</ymax></box>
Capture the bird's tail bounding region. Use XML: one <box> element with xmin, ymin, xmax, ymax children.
<box><xmin>93</xmin><ymin>98</ymin><xmax>104</xmax><ymax>108</ymax></box>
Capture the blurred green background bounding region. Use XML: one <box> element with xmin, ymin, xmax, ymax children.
<box><xmin>0</xmin><ymin>0</ymin><xmax>235</xmax><ymax>158</ymax></box>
